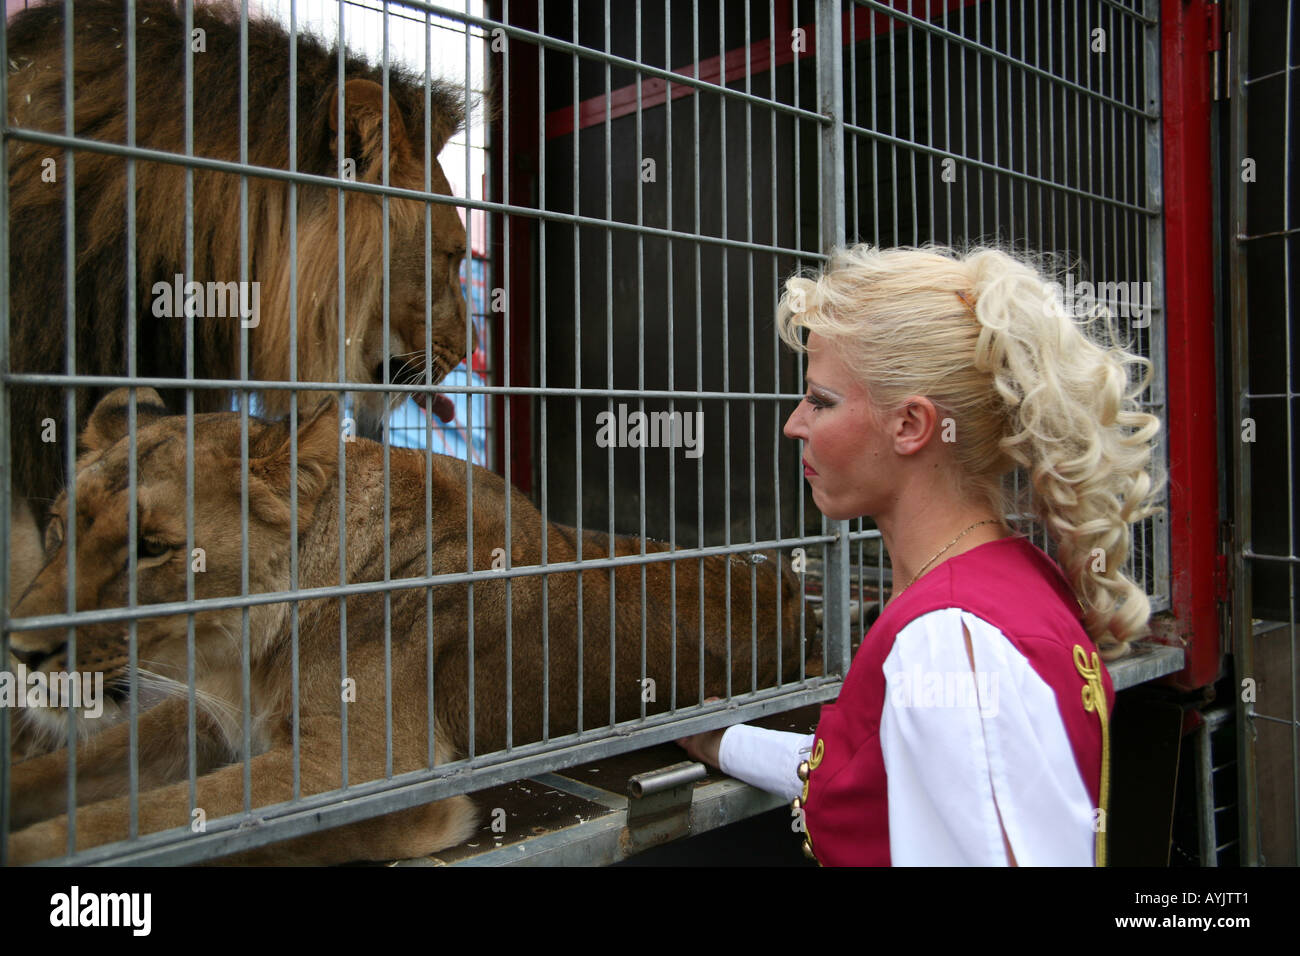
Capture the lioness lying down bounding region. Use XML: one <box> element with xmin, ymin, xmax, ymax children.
<box><xmin>6</xmin><ymin>389</ymin><xmax>803</xmax><ymax>864</ymax></box>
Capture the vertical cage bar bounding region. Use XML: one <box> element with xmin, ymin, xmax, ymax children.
<box><xmin>1143</xmin><ymin>0</ymin><xmax>1170</xmax><ymax>608</ymax></box>
<box><xmin>769</xmin><ymin>0</ymin><xmax>789</xmax><ymax>685</ymax></box>
<box><xmin>184</xmin><ymin>0</ymin><xmax>201</xmax><ymax>821</ymax></box>
<box><xmin>381</xmin><ymin>0</ymin><xmax>395</xmax><ymax>780</ymax></box>
<box><xmin>336</xmin><ymin>0</ymin><xmax>350</xmax><ymax>790</ymax></box>
<box><xmin>905</xmin><ymin>0</ymin><xmax>917</xmax><ymax>242</ymax></box>
<box><xmin>288</xmin><ymin>0</ymin><xmax>302</xmax><ymax>805</ymax></box>
<box><xmin>538</xmin><ymin>0</ymin><xmax>551</xmax><ymax>742</ymax></box>
<box><xmin>1018</xmin><ymin>1</ymin><xmax>1028</xmax><ymax>253</ymax></box>
<box><xmin>604</xmin><ymin>0</ymin><xmax>615</xmax><ymax>728</ymax></box>
<box><xmin>957</xmin><ymin>1</ymin><xmax>967</xmax><ymax>242</ymax></box>
<box><xmin>719</xmin><ymin>0</ymin><xmax>733</xmax><ymax>701</ymax></box>
<box><xmin>1227</xmin><ymin>0</ymin><xmax>1259</xmax><ymax>867</ymax></box>
<box><xmin>424</xmin><ymin>0</ymin><xmax>437</xmax><ymax>771</ymax></box>
<box><xmin>887</xmin><ymin>4</ymin><xmax>899</xmax><ymax>242</ymax></box>
<box><xmin>126</xmin><ymin>0</ymin><xmax>141</xmax><ymax>840</ymax></box>
<box><xmin>238</xmin><ymin>0</ymin><xmax>252</xmax><ymax>816</ymax></box>
<box><xmin>572</xmin><ymin>0</ymin><xmax>584</xmax><ymax>734</ymax></box>
<box><xmin>694</xmin><ymin>0</ymin><xmax>704</xmax><ymax>706</ymax></box>
<box><xmin>816</xmin><ymin>0</ymin><xmax>849</xmax><ymax>678</ymax></box>
<box><xmin>0</xmin><ymin>0</ymin><xmax>12</xmax><ymax>867</ymax></box>
<box><xmin>925</xmin><ymin>0</ymin><xmax>935</xmax><ymax>246</ymax></box>
<box><xmin>1197</xmin><ymin>718</ymin><xmax>1219</xmax><ymax>866</ymax></box>
<box><xmin>1283</xmin><ymin>0</ymin><xmax>1300</xmax><ymax>857</ymax></box>
<box><xmin>503</xmin><ymin>0</ymin><xmax>515</xmax><ymax>752</ymax></box>
<box><xmin>745</xmin><ymin>0</ymin><xmax>757</xmax><ymax>695</ymax></box>
<box><xmin>463</xmin><ymin>0</ymin><xmax>478</xmax><ymax>763</ymax></box>
<box><xmin>60</xmin><ymin>0</ymin><xmax>80</xmax><ymax>855</ymax></box>
<box><xmin>636</xmin><ymin>0</ymin><xmax>648</xmax><ymax>721</ymax></box>
<box><xmin>943</xmin><ymin>0</ymin><xmax>953</xmax><ymax>247</ymax></box>
<box><xmin>666</xmin><ymin>0</ymin><xmax>678</xmax><ymax>711</ymax></box>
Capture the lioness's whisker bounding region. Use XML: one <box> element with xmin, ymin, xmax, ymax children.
<box><xmin>135</xmin><ymin>667</ymin><xmax>241</xmax><ymax>733</ymax></box>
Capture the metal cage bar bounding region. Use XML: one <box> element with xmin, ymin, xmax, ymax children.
<box><xmin>1229</xmin><ymin>0</ymin><xmax>1300</xmax><ymax>867</ymax></box>
<box><xmin>0</xmin><ymin>0</ymin><xmax>1172</xmax><ymax>866</ymax></box>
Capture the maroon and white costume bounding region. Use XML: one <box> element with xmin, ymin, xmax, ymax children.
<box><xmin>718</xmin><ymin>535</ymin><xmax>1113</xmax><ymax>866</ymax></box>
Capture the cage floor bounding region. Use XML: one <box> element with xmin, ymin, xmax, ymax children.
<box><xmin>388</xmin><ymin>705</ymin><xmax>824</xmax><ymax>867</ymax></box>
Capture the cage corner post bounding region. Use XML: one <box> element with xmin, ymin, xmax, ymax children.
<box><xmin>1159</xmin><ymin>0</ymin><xmax>1223</xmax><ymax>693</ymax></box>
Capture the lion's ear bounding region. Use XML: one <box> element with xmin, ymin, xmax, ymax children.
<box><xmin>81</xmin><ymin>387</ymin><xmax>168</xmax><ymax>452</ymax></box>
<box><xmin>250</xmin><ymin>398</ymin><xmax>341</xmax><ymax>510</ymax></box>
<box><xmin>327</xmin><ymin>78</ymin><xmax>413</xmax><ymax>180</ymax></box>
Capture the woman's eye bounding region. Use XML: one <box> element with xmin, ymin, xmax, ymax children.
<box><xmin>804</xmin><ymin>394</ymin><xmax>830</xmax><ymax>410</ymax></box>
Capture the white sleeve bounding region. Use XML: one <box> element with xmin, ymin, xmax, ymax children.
<box><xmin>717</xmin><ymin>725</ymin><xmax>816</xmax><ymax>802</ymax></box>
<box><xmin>880</xmin><ymin>608</ymin><xmax>1096</xmax><ymax>866</ymax></box>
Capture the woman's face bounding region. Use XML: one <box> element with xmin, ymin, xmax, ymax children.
<box><xmin>783</xmin><ymin>332</ymin><xmax>895</xmax><ymax>521</ymax></box>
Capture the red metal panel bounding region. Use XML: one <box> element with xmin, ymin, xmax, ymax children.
<box><xmin>1160</xmin><ymin>0</ymin><xmax>1222</xmax><ymax>690</ymax></box>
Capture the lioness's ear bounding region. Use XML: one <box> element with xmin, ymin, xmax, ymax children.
<box><xmin>81</xmin><ymin>387</ymin><xmax>168</xmax><ymax>452</ymax></box>
<box><xmin>250</xmin><ymin>398</ymin><xmax>341</xmax><ymax>509</ymax></box>
<box><xmin>326</xmin><ymin>78</ymin><xmax>413</xmax><ymax>179</ymax></box>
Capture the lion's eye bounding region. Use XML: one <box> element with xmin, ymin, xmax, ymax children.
<box><xmin>137</xmin><ymin>536</ymin><xmax>172</xmax><ymax>560</ymax></box>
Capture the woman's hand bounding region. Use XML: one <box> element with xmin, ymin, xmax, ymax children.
<box><xmin>675</xmin><ymin>728</ymin><xmax>726</xmax><ymax>769</ymax></box>
<box><xmin>675</xmin><ymin>697</ymin><xmax>727</xmax><ymax>769</ymax></box>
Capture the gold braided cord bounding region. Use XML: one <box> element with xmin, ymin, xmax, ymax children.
<box><xmin>1073</xmin><ymin>645</ymin><xmax>1111</xmax><ymax>867</ymax></box>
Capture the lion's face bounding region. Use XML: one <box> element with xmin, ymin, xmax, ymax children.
<box><xmin>7</xmin><ymin>390</ymin><xmax>337</xmax><ymax>740</ymax></box>
<box><xmin>263</xmin><ymin>77</ymin><xmax>473</xmax><ymax>432</ymax></box>
<box><xmin>359</xmin><ymin>156</ymin><xmax>470</xmax><ymax>426</ymax></box>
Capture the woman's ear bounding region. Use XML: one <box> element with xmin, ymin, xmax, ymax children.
<box><xmin>891</xmin><ymin>396</ymin><xmax>942</xmax><ymax>456</ymax></box>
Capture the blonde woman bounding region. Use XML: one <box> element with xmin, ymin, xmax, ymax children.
<box><xmin>677</xmin><ymin>244</ymin><xmax>1162</xmax><ymax>866</ymax></box>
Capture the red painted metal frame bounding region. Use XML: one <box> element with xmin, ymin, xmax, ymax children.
<box><xmin>1161</xmin><ymin>0</ymin><xmax>1222</xmax><ymax>691</ymax></box>
<box><xmin>545</xmin><ymin>0</ymin><xmax>979</xmax><ymax>139</ymax></box>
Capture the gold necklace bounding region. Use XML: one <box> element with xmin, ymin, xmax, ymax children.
<box><xmin>895</xmin><ymin>519</ymin><xmax>1002</xmax><ymax>596</ymax></box>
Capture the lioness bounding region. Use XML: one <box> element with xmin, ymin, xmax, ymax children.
<box><xmin>5</xmin><ymin>389</ymin><xmax>804</xmax><ymax>864</ymax></box>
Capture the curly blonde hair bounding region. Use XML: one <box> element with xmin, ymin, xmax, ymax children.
<box><xmin>776</xmin><ymin>244</ymin><xmax>1163</xmax><ymax>658</ymax></box>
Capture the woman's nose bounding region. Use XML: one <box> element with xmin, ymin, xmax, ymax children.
<box><xmin>783</xmin><ymin>404</ymin><xmax>803</xmax><ymax>440</ymax></box>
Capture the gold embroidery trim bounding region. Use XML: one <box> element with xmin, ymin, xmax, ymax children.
<box><xmin>795</xmin><ymin>738</ymin><xmax>826</xmax><ymax>864</ymax></box>
<box><xmin>1073</xmin><ymin>644</ymin><xmax>1111</xmax><ymax>868</ymax></box>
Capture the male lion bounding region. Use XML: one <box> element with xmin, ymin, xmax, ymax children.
<box><xmin>5</xmin><ymin>389</ymin><xmax>805</xmax><ymax>865</ymax></box>
<box><xmin>6</xmin><ymin>0</ymin><xmax>471</xmax><ymax>508</ymax></box>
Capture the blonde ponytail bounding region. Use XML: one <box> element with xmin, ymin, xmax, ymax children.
<box><xmin>777</xmin><ymin>244</ymin><xmax>1164</xmax><ymax>657</ymax></box>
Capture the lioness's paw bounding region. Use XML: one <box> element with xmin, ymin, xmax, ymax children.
<box><xmin>5</xmin><ymin>818</ymin><xmax>66</xmax><ymax>866</ymax></box>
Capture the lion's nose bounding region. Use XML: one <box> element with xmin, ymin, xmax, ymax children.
<box><xmin>10</xmin><ymin>642</ymin><xmax>62</xmax><ymax>669</ymax></box>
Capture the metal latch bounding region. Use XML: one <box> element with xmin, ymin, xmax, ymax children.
<box><xmin>621</xmin><ymin>761</ymin><xmax>707</xmax><ymax>854</ymax></box>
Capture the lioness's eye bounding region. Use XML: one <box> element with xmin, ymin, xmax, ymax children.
<box><xmin>137</xmin><ymin>536</ymin><xmax>172</xmax><ymax>560</ymax></box>
<box><xmin>44</xmin><ymin>517</ymin><xmax>65</xmax><ymax>553</ymax></box>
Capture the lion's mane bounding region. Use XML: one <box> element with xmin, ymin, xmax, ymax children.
<box><xmin>6</xmin><ymin>0</ymin><xmax>470</xmax><ymax>506</ymax></box>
